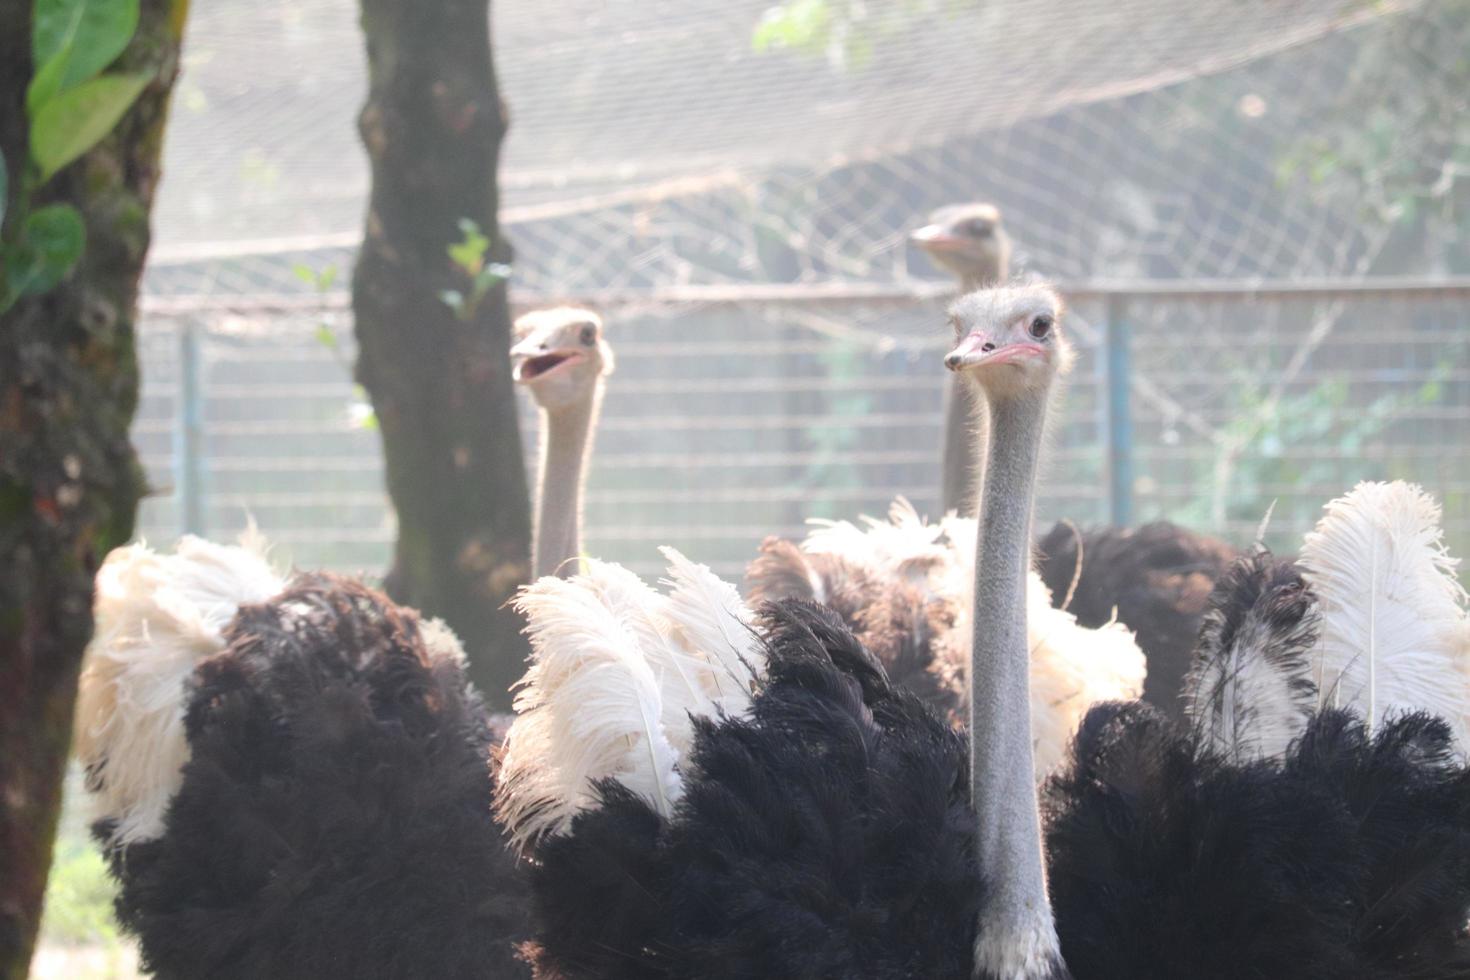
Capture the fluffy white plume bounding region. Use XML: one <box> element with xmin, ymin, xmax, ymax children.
<box><xmin>76</xmin><ymin>535</ymin><xmax>285</xmax><ymax>845</ymax></box>
<box><xmin>803</xmin><ymin>497</ymin><xmax>950</xmax><ymax>586</ymax></box>
<box><xmin>1299</xmin><ymin>481</ymin><xmax>1470</xmax><ymax>746</ymax></box>
<box><xmin>500</xmin><ymin>567</ymin><xmax>683</xmax><ymax>847</ymax></box>
<box><xmin>658</xmin><ymin>546</ymin><xmax>762</xmax><ymax>712</ymax></box>
<box><xmin>498</xmin><ymin>553</ymin><xmax>763</xmax><ymax>847</ymax></box>
<box><xmin>1023</xmin><ymin>576</ymin><xmax>1148</xmax><ymax>776</ymax></box>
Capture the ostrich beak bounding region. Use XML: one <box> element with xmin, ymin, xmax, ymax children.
<box><xmin>944</xmin><ymin>334</ymin><xmax>1044</xmax><ymax>371</ymax></box>
<box><xmin>910</xmin><ymin>224</ymin><xmax>964</xmax><ymax>250</ymax></box>
<box><xmin>510</xmin><ymin>337</ymin><xmax>585</xmax><ymax>383</ymax></box>
<box><xmin>509</xmin><ymin>335</ymin><xmax>544</xmax><ymax>361</ymax></box>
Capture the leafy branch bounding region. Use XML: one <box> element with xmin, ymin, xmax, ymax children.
<box><xmin>439</xmin><ymin>218</ymin><xmax>511</xmax><ymax>322</ymax></box>
<box><xmin>2</xmin><ymin>0</ymin><xmax>152</xmax><ymax>312</ymax></box>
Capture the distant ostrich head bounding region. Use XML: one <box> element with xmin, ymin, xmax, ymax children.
<box><xmin>511</xmin><ymin>308</ymin><xmax>614</xmax><ymax>412</ymax></box>
<box><xmin>944</xmin><ymin>282</ymin><xmax>1074</xmax><ymax>401</ymax></box>
<box><xmin>911</xmin><ymin>202</ymin><xmax>1012</xmax><ymax>287</ymax></box>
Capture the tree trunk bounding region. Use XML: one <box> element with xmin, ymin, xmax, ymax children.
<box><xmin>354</xmin><ymin>0</ymin><xmax>531</xmax><ymax>707</ymax></box>
<box><xmin>0</xmin><ymin>2</ymin><xmax>187</xmax><ymax>975</ymax></box>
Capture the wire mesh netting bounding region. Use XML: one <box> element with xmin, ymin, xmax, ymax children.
<box><xmin>133</xmin><ymin>0</ymin><xmax>1470</xmax><ymax>581</ymax></box>
<box><xmin>134</xmin><ymin>284</ymin><xmax>1470</xmax><ymax>580</ymax></box>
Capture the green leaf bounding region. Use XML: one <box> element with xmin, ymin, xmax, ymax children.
<box><xmin>292</xmin><ymin>263</ymin><xmax>316</xmax><ymax>285</ymax></box>
<box><xmin>447</xmin><ymin>225</ymin><xmax>489</xmax><ymax>275</ymax></box>
<box><xmin>314</xmin><ymin>324</ymin><xmax>338</xmax><ymax>350</ymax></box>
<box><xmin>317</xmin><ymin>265</ymin><xmax>337</xmax><ymax>291</ymax></box>
<box><xmin>6</xmin><ymin>204</ymin><xmax>86</xmax><ymax>298</ymax></box>
<box><xmin>752</xmin><ymin>0</ymin><xmax>830</xmax><ymax>52</ymax></box>
<box><xmin>31</xmin><ymin>71</ymin><xmax>152</xmax><ymax>181</ymax></box>
<box><xmin>29</xmin><ymin>0</ymin><xmax>141</xmax><ymax>111</ymax></box>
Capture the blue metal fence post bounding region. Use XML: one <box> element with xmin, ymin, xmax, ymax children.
<box><xmin>1104</xmin><ymin>293</ymin><xmax>1134</xmax><ymax>527</ymax></box>
<box><xmin>176</xmin><ymin>319</ymin><xmax>207</xmax><ymax>535</ymax></box>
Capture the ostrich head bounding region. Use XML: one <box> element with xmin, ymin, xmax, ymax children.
<box><xmin>944</xmin><ymin>282</ymin><xmax>1074</xmax><ymax>402</ymax></box>
<box><xmin>511</xmin><ymin>308</ymin><xmax>614</xmax><ymax>412</ymax></box>
<box><xmin>911</xmin><ymin>203</ymin><xmax>1012</xmax><ymax>287</ymax></box>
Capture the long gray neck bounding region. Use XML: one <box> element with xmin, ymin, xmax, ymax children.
<box><xmin>532</xmin><ymin>385</ymin><xmax>602</xmax><ymax>579</ymax></box>
<box><xmin>969</xmin><ymin>387</ymin><xmax>1068</xmax><ymax>980</ymax></box>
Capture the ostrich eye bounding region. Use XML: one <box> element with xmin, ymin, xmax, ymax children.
<box><xmin>964</xmin><ymin>220</ymin><xmax>993</xmax><ymax>239</ymax></box>
<box><xmin>579</xmin><ymin>323</ymin><xmax>597</xmax><ymax>346</ymax></box>
<box><xmin>1028</xmin><ymin>315</ymin><xmax>1053</xmax><ymax>340</ymax></box>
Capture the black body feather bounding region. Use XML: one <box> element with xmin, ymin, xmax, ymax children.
<box><xmin>104</xmin><ymin>575</ymin><xmax>531</xmax><ymax>980</ymax></box>
<box><xmin>1047</xmin><ymin>702</ymin><xmax>1470</xmax><ymax>979</ymax></box>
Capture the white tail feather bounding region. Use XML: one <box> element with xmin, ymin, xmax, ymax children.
<box><xmin>500</xmin><ymin>570</ymin><xmax>683</xmax><ymax>846</ymax></box>
<box><xmin>1022</xmin><ymin>575</ymin><xmax>1147</xmax><ymax>777</ymax></box>
<box><xmin>498</xmin><ymin>553</ymin><xmax>765</xmax><ymax>846</ymax></box>
<box><xmin>585</xmin><ymin>557</ymin><xmax>721</xmax><ymax>749</ymax></box>
<box><xmin>658</xmin><ymin>546</ymin><xmax>763</xmax><ymax>707</ymax></box>
<box><xmin>804</xmin><ymin>499</ymin><xmax>949</xmax><ymax>584</ymax></box>
<box><xmin>76</xmin><ymin>535</ymin><xmax>285</xmax><ymax>845</ymax></box>
<box><xmin>1299</xmin><ymin>481</ymin><xmax>1470</xmax><ymax>748</ymax></box>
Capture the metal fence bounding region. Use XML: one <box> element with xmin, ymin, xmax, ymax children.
<box><xmin>131</xmin><ymin>278</ymin><xmax>1470</xmax><ymax>582</ymax></box>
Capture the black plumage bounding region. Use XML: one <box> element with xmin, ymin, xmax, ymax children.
<box><xmin>104</xmin><ymin>575</ymin><xmax>531</xmax><ymax>980</ymax></box>
<box><xmin>523</xmin><ymin>599</ymin><xmax>982</xmax><ymax>980</ymax></box>
<box><xmin>1036</xmin><ymin>520</ymin><xmax>1238</xmax><ymax>718</ymax></box>
<box><xmin>522</xmin><ymin>780</ymin><xmax>672</xmax><ymax>980</ymax></box>
<box><xmin>1046</xmin><ymin>702</ymin><xmax>1470</xmax><ymax>979</ymax></box>
<box><xmin>526</xmin><ymin>585</ymin><xmax>1470</xmax><ymax>979</ymax></box>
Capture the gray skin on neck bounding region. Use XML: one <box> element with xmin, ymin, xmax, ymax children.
<box><xmin>912</xmin><ymin>203</ymin><xmax>1012</xmax><ymax>517</ymax></box>
<box><xmin>947</xmin><ymin>284</ymin><xmax>1073</xmax><ymax>980</ymax></box>
<box><xmin>510</xmin><ymin>308</ymin><xmax>613</xmax><ymax>580</ymax></box>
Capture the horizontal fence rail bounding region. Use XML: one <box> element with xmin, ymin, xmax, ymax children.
<box><xmin>132</xmin><ymin>279</ymin><xmax>1470</xmax><ymax>581</ymax></box>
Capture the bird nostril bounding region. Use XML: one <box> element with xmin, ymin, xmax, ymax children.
<box><xmin>944</xmin><ymin>354</ymin><xmax>960</xmax><ymax>368</ymax></box>
<box><xmin>981</xmin><ymin>342</ymin><xmax>996</xmax><ymax>352</ymax></box>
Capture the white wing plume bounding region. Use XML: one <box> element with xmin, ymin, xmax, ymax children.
<box><xmin>76</xmin><ymin>534</ymin><xmax>285</xmax><ymax>845</ymax></box>
<box><xmin>1299</xmin><ymin>481</ymin><xmax>1470</xmax><ymax>747</ymax></box>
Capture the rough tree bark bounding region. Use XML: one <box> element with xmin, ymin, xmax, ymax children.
<box><xmin>0</xmin><ymin>1</ymin><xmax>187</xmax><ymax>975</ymax></box>
<box><xmin>354</xmin><ymin>0</ymin><xmax>532</xmax><ymax>707</ymax></box>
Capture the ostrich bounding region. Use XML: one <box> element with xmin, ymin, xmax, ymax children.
<box><xmin>912</xmin><ymin>202</ymin><xmax>1011</xmax><ymax>517</ymax></box>
<box><xmin>913</xmin><ymin>203</ymin><xmax>1236</xmax><ymax>719</ymax></box>
<box><xmin>505</xmin><ymin>282</ymin><xmax>1470</xmax><ymax>979</ymax></box>
<box><xmin>69</xmin><ymin>308</ymin><xmax>613</xmax><ymax>978</ymax></box>
<box><xmin>511</xmin><ymin>307</ymin><xmax>614</xmax><ymax>579</ymax></box>
<box><xmin>74</xmin><ymin>538</ymin><xmax>532</xmax><ymax>979</ymax></box>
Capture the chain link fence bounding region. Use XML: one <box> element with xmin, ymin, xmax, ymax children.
<box><xmin>128</xmin><ymin>0</ymin><xmax>1470</xmax><ymax>580</ymax></box>
<box><xmin>133</xmin><ymin>279</ymin><xmax>1470</xmax><ymax>581</ymax></box>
